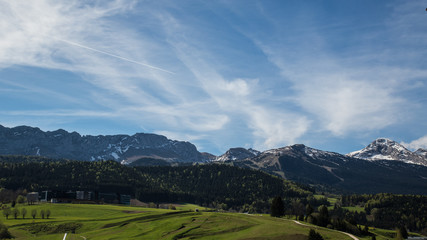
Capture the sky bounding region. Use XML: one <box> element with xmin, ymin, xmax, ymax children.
<box><xmin>0</xmin><ymin>0</ymin><xmax>427</xmax><ymax>155</ymax></box>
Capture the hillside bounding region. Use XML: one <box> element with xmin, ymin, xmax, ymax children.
<box><xmin>0</xmin><ymin>156</ymin><xmax>310</xmax><ymax>212</ymax></box>
<box><xmin>3</xmin><ymin>203</ymin><xmax>357</xmax><ymax>240</ymax></box>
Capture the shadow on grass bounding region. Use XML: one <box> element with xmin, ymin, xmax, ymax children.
<box><xmin>102</xmin><ymin>211</ymin><xmax>198</xmax><ymax>229</ymax></box>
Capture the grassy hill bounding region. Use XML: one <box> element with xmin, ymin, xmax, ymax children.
<box><xmin>3</xmin><ymin>203</ymin><xmax>359</xmax><ymax>240</ymax></box>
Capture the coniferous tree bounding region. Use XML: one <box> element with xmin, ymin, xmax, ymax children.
<box><xmin>317</xmin><ymin>205</ymin><xmax>329</xmax><ymax>227</ymax></box>
<box><xmin>305</xmin><ymin>204</ymin><xmax>314</xmax><ymax>221</ymax></box>
<box><xmin>270</xmin><ymin>196</ymin><xmax>284</xmax><ymax>217</ymax></box>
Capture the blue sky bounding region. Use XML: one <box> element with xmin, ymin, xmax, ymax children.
<box><xmin>1</xmin><ymin>0</ymin><xmax>427</xmax><ymax>155</ymax></box>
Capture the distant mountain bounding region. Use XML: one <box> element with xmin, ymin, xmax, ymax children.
<box><xmin>415</xmin><ymin>148</ymin><xmax>427</xmax><ymax>158</ymax></box>
<box><xmin>347</xmin><ymin>138</ymin><xmax>427</xmax><ymax>166</ymax></box>
<box><xmin>214</xmin><ymin>147</ymin><xmax>260</xmax><ymax>162</ymax></box>
<box><xmin>225</xmin><ymin>144</ymin><xmax>427</xmax><ymax>194</ymax></box>
<box><xmin>0</xmin><ymin>125</ymin><xmax>210</xmax><ymax>163</ymax></box>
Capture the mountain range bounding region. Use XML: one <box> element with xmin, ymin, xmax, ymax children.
<box><xmin>222</xmin><ymin>143</ymin><xmax>427</xmax><ymax>194</ymax></box>
<box><xmin>1</xmin><ymin>125</ymin><xmax>427</xmax><ymax>194</ymax></box>
<box><xmin>0</xmin><ymin>125</ymin><xmax>213</xmax><ymax>163</ymax></box>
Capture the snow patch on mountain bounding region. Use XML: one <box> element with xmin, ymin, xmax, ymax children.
<box><xmin>347</xmin><ymin>138</ymin><xmax>427</xmax><ymax>166</ymax></box>
<box><xmin>0</xmin><ymin>125</ymin><xmax>208</xmax><ymax>163</ymax></box>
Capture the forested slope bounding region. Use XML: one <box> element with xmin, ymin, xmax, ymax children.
<box><xmin>0</xmin><ymin>155</ymin><xmax>310</xmax><ymax>212</ymax></box>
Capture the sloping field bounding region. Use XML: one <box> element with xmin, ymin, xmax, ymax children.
<box><xmin>3</xmin><ymin>203</ymin><xmax>356</xmax><ymax>239</ymax></box>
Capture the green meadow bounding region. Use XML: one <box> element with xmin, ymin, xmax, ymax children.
<box><xmin>2</xmin><ymin>203</ymin><xmax>358</xmax><ymax>240</ymax></box>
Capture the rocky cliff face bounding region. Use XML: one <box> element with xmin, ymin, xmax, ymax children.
<box><xmin>0</xmin><ymin>125</ymin><xmax>209</xmax><ymax>163</ymax></box>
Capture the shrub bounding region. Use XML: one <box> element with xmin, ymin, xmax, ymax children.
<box><xmin>308</xmin><ymin>229</ymin><xmax>324</xmax><ymax>240</ymax></box>
<box><xmin>0</xmin><ymin>222</ymin><xmax>12</xmax><ymax>239</ymax></box>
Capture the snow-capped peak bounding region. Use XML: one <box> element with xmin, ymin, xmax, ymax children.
<box><xmin>347</xmin><ymin>138</ymin><xmax>427</xmax><ymax>166</ymax></box>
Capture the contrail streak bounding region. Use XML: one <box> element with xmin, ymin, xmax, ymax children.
<box><xmin>54</xmin><ymin>37</ymin><xmax>175</xmax><ymax>74</ymax></box>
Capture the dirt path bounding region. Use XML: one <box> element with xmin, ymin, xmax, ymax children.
<box><xmin>292</xmin><ymin>220</ymin><xmax>359</xmax><ymax>240</ymax></box>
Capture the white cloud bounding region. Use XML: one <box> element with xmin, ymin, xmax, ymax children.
<box><xmin>249</xmin><ymin>3</ymin><xmax>422</xmax><ymax>138</ymax></box>
<box><xmin>402</xmin><ymin>136</ymin><xmax>427</xmax><ymax>151</ymax></box>
<box><xmin>0</xmin><ymin>0</ymin><xmax>217</xmax><ymax>133</ymax></box>
<box><xmin>288</xmin><ymin>70</ymin><xmax>404</xmax><ymax>136</ymax></box>
<box><xmin>157</xmin><ymin>12</ymin><xmax>311</xmax><ymax>150</ymax></box>
<box><xmin>248</xmin><ymin>106</ymin><xmax>310</xmax><ymax>150</ymax></box>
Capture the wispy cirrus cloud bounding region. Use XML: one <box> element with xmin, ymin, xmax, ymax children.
<box><xmin>235</xmin><ymin>1</ymin><xmax>426</xmax><ymax>139</ymax></box>
<box><xmin>156</xmin><ymin>11</ymin><xmax>310</xmax><ymax>150</ymax></box>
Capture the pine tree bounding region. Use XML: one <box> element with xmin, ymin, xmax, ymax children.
<box><xmin>305</xmin><ymin>204</ymin><xmax>314</xmax><ymax>221</ymax></box>
<box><xmin>317</xmin><ymin>205</ymin><xmax>329</xmax><ymax>227</ymax></box>
<box><xmin>270</xmin><ymin>196</ymin><xmax>284</xmax><ymax>217</ymax></box>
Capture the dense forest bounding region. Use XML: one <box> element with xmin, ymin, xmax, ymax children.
<box><xmin>342</xmin><ymin>193</ymin><xmax>427</xmax><ymax>233</ymax></box>
<box><xmin>0</xmin><ymin>155</ymin><xmax>310</xmax><ymax>212</ymax></box>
